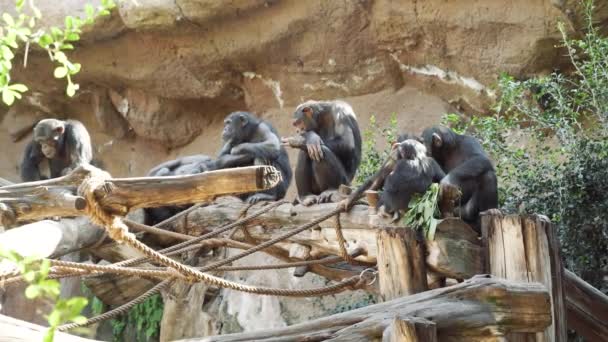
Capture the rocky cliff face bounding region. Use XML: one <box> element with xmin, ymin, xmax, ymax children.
<box><xmin>1</xmin><ymin>0</ymin><xmax>604</xmax><ymax>339</ymax></box>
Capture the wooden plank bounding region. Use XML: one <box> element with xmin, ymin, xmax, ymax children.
<box><xmin>176</xmin><ymin>276</ymin><xmax>552</xmax><ymax>341</ymax></box>
<box><xmin>376</xmin><ymin>227</ymin><xmax>428</xmax><ymax>301</ymax></box>
<box><xmin>564</xmin><ymin>269</ymin><xmax>608</xmax><ymax>342</ymax></box>
<box><xmin>0</xmin><ymin>314</ymin><xmax>101</xmax><ymax>342</ymax></box>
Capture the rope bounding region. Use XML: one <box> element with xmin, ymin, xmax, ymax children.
<box><xmin>113</xmin><ymin>200</ymin><xmax>287</xmax><ymax>268</ymax></box>
<box><xmin>198</xmin><ymin>207</ymin><xmax>345</xmax><ymax>272</ymax></box>
<box><xmin>57</xmin><ymin>278</ymin><xmax>174</xmax><ymax>332</ymax></box>
<box><xmin>334</xmin><ymin>213</ymin><xmax>353</xmax><ymax>264</ymax></box>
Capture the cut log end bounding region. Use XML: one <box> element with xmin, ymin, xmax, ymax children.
<box><xmin>257</xmin><ymin>165</ymin><xmax>282</xmax><ymax>190</ymax></box>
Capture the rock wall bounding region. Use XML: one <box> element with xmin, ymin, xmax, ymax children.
<box><xmin>2</xmin><ymin>0</ymin><xmax>605</xmax><ymax>339</ymax></box>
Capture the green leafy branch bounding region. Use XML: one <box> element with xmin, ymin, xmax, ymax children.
<box><xmin>402</xmin><ymin>183</ymin><xmax>442</xmax><ymax>240</ymax></box>
<box><xmin>0</xmin><ymin>0</ymin><xmax>116</xmax><ymax>105</ymax></box>
<box><xmin>0</xmin><ymin>248</ymin><xmax>89</xmax><ymax>342</ymax></box>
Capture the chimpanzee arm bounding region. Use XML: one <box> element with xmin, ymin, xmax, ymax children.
<box><xmin>428</xmin><ymin>158</ymin><xmax>446</xmax><ymax>183</ymax></box>
<box><xmin>218</xmin><ymin>141</ymin><xmax>233</xmax><ymax>157</ymax></box>
<box><xmin>20</xmin><ymin>141</ymin><xmax>44</xmax><ymax>182</ymax></box>
<box><xmin>214</xmin><ymin>153</ymin><xmax>255</xmax><ymax>169</ymax></box>
<box><xmin>65</xmin><ymin>122</ymin><xmax>93</xmax><ymax>170</ymax></box>
<box><xmin>229</xmin><ymin>123</ymin><xmax>281</xmax><ymax>160</ymax></box>
<box><xmin>444</xmin><ymin>156</ymin><xmax>493</xmax><ymax>183</ymax></box>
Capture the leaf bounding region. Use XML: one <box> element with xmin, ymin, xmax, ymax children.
<box><xmin>25</xmin><ymin>285</ymin><xmax>40</xmax><ymax>299</ymax></box>
<box><xmin>54</xmin><ymin>51</ymin><xmax>67</xmax><ymax>63</ymax></box>
<box><xmin>427</xmin><ymin>218</ymin><xmax>440</xmax><ymax>241</ymax></box>
<box><xmin>54</xmin><ymin>66</ymin><xmax>68</xmax><ymax>78</ymax></box>
<box><xmin>60</xmin><ymin>43</ymin><xmax>74</xmax><ymax>50</ymax></box>
<box><xmin>99</xmin><ymin>9</ymin><xmax>111</xmax><ymax>16</ymax></box>
<box><xmin>72</xmin><ymin>315</ymin><xmax>87</xmax><ymax>324</ymax></box>
<box><xmin>65</xmin><ymin>32</ymin><xmax>80</xmax><ymax>42</ymax></box>
<box><xmin>2</xmin><ymin>88</ymin><xmax>15</xmax><ymax>106</ymax></box>
<box><xmin>47</xmin><ymin>310</ymin><xmax>62</xmax><ymax>326</ymax></box>
<box><xmin>50</xmin><ymin>27</ymin><xmax>63</xmax><ymax>39</ymax></box>
<box><xmin>85</xmin><ymin>4</ymin><xmax>95</xmax><ymax>19</ymax></box>
<box><xmin>43</xmin><ymin>329</ymin><xmax>55</xmax><ymax>342</ymax></box>
<box><xmin>1</xmin><ymin>45</ymin><xmax>14</xmax><ymax>60</ymax></box>
<box><xmin>38</xmin><ymin>34</ymin><xmax>53</xmax><ymax>48</ymax></box>
<box><xmin>65</xmin><ymin>16</ymin><xmax>73</xmax><ymax>30</ymax></box>
<box><xmin>3</xmin><ymin>13</ymin><xmax>14</xmax><ymax>26</ymax></box>
<box><xmin>16</xmin><ymin>0</ymin><xmax>25</xmax><ymax>10</ymax></box>
<box><xmin>66</xmin><ymin>82</ymin><xmax>78</xmax><ymax>97</ymax></box>
<box><xmin>68</xmin><ymin>63</ymin><xmax>81</xmax><ymax>75</ymax></box>
<box><xmin>28</xmin><ymin>17</ymin><xmax>35</xmax><ymax>28</ymax></box>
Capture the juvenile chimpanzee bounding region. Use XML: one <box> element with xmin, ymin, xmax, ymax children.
<box><xmin>282</xmin><ymin>100</ymin><xmax>361</xmax><ymax>206</ymax></box>
<box><xmin>377</xmin><ymin>139</ymin><xmax>445</xmax><ymax>220</ymax></box>
<box><xmin>144</xmin><ymin>155</ymin><xmax>217</xmax><ymax>225</ymax></box>
<box><xmin>218</xmin><ymin>111</ymin><xmax>292</xmax><ymax>203</ymax></box>
<box><xmin>421</xmin><ymin>125</ymin><xmax>498</xmax><ymax>227</ymax></box>
<box><xmin>21</xmin><ymin>118</ymin><xmax>93</xmax><ymax>182</ymax></box>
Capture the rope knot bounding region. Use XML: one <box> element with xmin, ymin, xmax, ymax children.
<box><xmin>78</xmin><ymin>169</ymin><xmax>134</xmax><ymax>244</ymax></box>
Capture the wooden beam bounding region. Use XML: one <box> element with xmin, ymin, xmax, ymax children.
<box><xmin>0</xmin><ymin>314</ymin><xmax>101</xmax><ymax>342</ymax></box>
<box><xmin>482</xmin><ymin>212</ymin><xmax>567</xmax><ymax>342</ymax></box>
<box><xmin>176</xmin><ymin>275</ymin><xmax>552</xmax><ymax>342</ymax></box>
<box><xmin>564</xmin><ymin>269</ymin><xmax>608</xmax><ymax>342</ymax></box>
<box><xmin>0</xmin><ymin>164</ymin><xmax>281</xmax><ymax>222</ymax></box>
<box><xmin>382</xmin><ymin>317</ymin><xmax>437</xmax><ymax>342</ymax></box>
<box><xmin>376</xmin><ymin>227</ymin><xmax>427</xmax><ymax>301</ymax></box>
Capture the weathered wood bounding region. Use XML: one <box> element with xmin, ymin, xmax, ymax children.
<box><xmin>0</xmin><ymin>164</ymin><xmax>280</xmax><ymax>222</ymax></box>
<box><xmin>482</xmin><ymin>212</ymin><xmax>567</xmax><ymax>342</ymax></box>
<box><xmin>177</xmin><ymin>276</ymin><xmax>552</xmax><ymax>342</ymax></box>
<box><xmin>425</xmin><ymin>218</ymin><xmax>481</xmax><ymax>280</ymax></box>
<box><xmin>0</xmin><ymin>314</ymin><xmax>101</xmax><ymax>342</ymax></box>
<box><xmin>376</xmin><ymin>227</ymin><xmax>427</xmax><ymax>300</ymax></box>
<box><xmin>0</xmin><ymin>218</ymin><xmax>104</xmax><ymax>259</ymax></box>
<box><xmin>564</xmin><ymin>269</ymin><xmax>608</xmax><ymax>342</ymax></box>
<box><xmin>382</xmin><ymin>317</ymin><xmax>437</xmax><ymax>342</ymax></box>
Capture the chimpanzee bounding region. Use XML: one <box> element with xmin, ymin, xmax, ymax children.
<box><xmin>21</xmin><ymin>118</ymin><xmax>93</xmax><ymax>182</ymax></box>
<box><xmin>144</xmin><ymin>154</ymin><xmax>217</xmax><ymax>225</ymax></box>
<box><xmin>218</xmin><ymin>111</ymin><xmax>292</xmax><ymax>203</ymax></box>
<box><xmin>420</xmin><ymin>125</ymin><xmax>498</xmax><ymax>226</ymax></box>
<box><xmin>377</xmin><ymin>139</ymin><xmax>445</xmax><ymax>220</ymax></box>
<box><xmin>147</xmin><ymin>154</ymin><xmax>215</xmax><ymax>177</ymax></box>
<box><xmin>282</xmin><ymin>100</ymin><xmax>361</xmax><ymax>206</ymax></box>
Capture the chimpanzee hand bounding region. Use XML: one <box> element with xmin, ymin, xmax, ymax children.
<box><xmin>230</xmin><ymin>143</ymin><xmax>250</xmax><ymax>155</ymax></box>
<box><xmin>281</xmin><ymin>135</ymin><xmax>306</xmax><ymax>148</ymax></box>
<box><xmin>303</xmin><ymin>131</ymin><xmax>324</xmax><ymax>162</ymax></box>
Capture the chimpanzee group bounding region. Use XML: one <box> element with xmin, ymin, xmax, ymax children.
<box><xmin>18</xmin><ymin>100</ymin><xmax>497</xmax><ymax>231</ymax></box>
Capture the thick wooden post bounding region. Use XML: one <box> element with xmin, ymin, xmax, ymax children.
<box><xmin>376</xmin><ymin>227</ymin><xmax>428</xmax><ymax>301</ymax></box>
<box><xmin>382</xmin><ymin>317</ymin><xmax>437</xmax><ymax>342</ymax></box>
<box><xmin>564</xmin><ymin>269</ymin><xmax>608</xmax><ymax>342</ymax></box>
<box><xmin>482</xmin><ymin>212</ymin><xmax>567</xmax><ymax>342</ymax></box>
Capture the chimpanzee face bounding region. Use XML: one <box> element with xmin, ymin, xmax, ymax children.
<box><xmin>222</xmin><ymin>112</ymin><xmax>247</xmax><ymax>142</ymax></box>
<box><xmin>292</xmin><ymin>106</ymin><xmax>316</xmax><ymax>134</ymax></box>
<box><xmin>33</xmin><ymin>120</ymin><xmax>65</xmax><ymax>159</ymax></box>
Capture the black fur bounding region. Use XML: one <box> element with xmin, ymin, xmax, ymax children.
<box><xmin>218</xmin><ymin>111</ymin><xmax>292</xmax><ymax>203</ymax></box>
<box><xmin>290</xmin><ymin>100</ymin><xmax>362</xmax><ymax>204</ymax></box>
<box><xmin>378</xmin><ymin>139</ymin><xmax>445</xmax><ymax>218</ymax></box>
<box><xmin>144</xmin><ymin>155</ymin><xmax>216</xmax><ymax>225</ymax></box>
<box><xmin>421</xmin><ymin>125</ymin><xmax>498</xmax><ymax>226</ymax></box>
<box><xmin>21</xmin><ymin>119</ymin><xmax>93</xmax><ymax>182</ymax></box>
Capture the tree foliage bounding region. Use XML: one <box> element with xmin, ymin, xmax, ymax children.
<box><xmin>443</xmin><ymin>0</ymin><xmax>608</xmax><ymax>293</ymax></box>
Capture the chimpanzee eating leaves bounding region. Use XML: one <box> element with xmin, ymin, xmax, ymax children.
<box><xmin>21</xmin><ymin>118</ymin><xmax>93</xmax><ymax>182</ymax></box>
<box><xmin>282</xmin><ymin>100</ymin><xmax>362</xmax><ymax>206</ymax></box>
<box><xmin>377</xmin><ymin>139</ymin><xmax>445</xmax><ymax>221</ymax></box>
<box><xmin>218</xmin><ymin>111</ymin><xmax>292</xmax><ymax>203</ymax></box>
<box><xmin>421</xmin><ymin>125</ymin><xmax>498</xmax><ymax>227</ymax></box>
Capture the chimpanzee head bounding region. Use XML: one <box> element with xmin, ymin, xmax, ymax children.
<box><xmin>33</xmin><ymin>119</ymin><xmax>66</xmax><ymax>159</ymax></box>
<box><xmin>222</xmin><ymin>111</ymin><xmax>258</xmax><ymax>144</ymax></box>
<box><xmin>421</xmin><ymin>126</ymin><xmax>456</xmax><ymax>157</ymax></box>
<box><xmin>393</xmin><ymin>139</ymin><xmax>427</xmax><ymax>160</ymax></box>
<box><xmin>292</xmin><ymin>101</ymin><xmax>322</xmax><ymax>133</ymax></box>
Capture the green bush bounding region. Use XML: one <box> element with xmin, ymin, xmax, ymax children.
<box><xmin>443</xmin><ymin>0</ymin><xmax>608</xmax><ymax>293</ymax></box>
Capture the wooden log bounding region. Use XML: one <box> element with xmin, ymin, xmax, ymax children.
<box><xmin>0</xmin><ymin>314</ymin><xmax>101</xmax><ymax>342</ymax></box>
<box><xmin>481</xmin><ymin>212</ymin><xmax>567</xmax><ymax>342</ymax></box>
<box><xmin>0</xmin><ymin>218</ymin><xmax>104</xmax><ymax>259</ymax></box>
<box><xmin>382</xmin><ymin>317</ymin><xmax>437</xmax><ymax>342</ymax></box>
<box><xmin>176</xmin><ymin>275</ymin><xmax>552</xmax><ymax>341</ymax></box>
<box><xmin>376</xmin><ymin>227</ymin><xmax>427</xmax><ymax>301</ymax></box>
<box><xmin>0</xmin><ymin>164</ymin><xmax>280</xmax><ymax>222</ymax></box>
<box><xmin>564</xmin><ymin>269</ymin><xmax>608</xmax><ymax>342</ymax></box>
